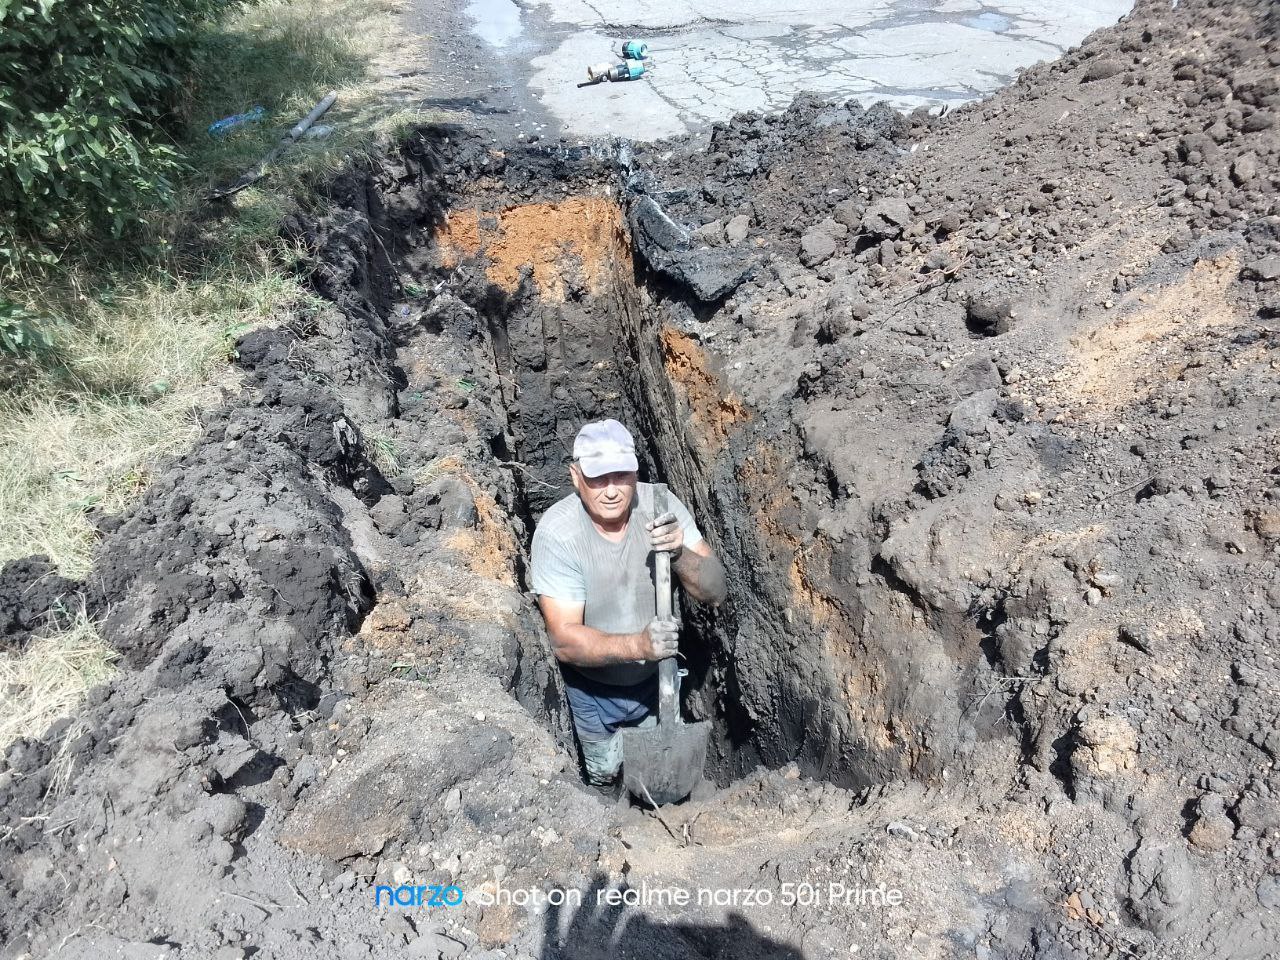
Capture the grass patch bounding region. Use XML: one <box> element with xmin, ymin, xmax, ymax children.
<box><xmin>0</xmin><ymin>255</ymin><xmax>302</xmax><ymax>575</ymax></box>
<box><xmin>173</xmin><ymin>0</ymin><xmax>430</xmax><ymax>224</ymax></box>
<box><xmin>0</xmin><ymin>610</ymin><xmax>119</xmax><ymax>793</ymax></box>
<box><xmin>367</xmin><ymin>431</ymin><xmax>404</xmax><ymax>476</ymax></box>
<box><xmin>1</xmin><ymin>0</ymin><xmax>430</xmax><ymax>578</ymax></box>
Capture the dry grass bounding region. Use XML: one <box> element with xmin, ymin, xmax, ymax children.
<box><xmin>0</xmin><ymin>261</ymin><xmax>301</xmax><ymax>576</ymax></box>
<box><xmin>366</xmin><ymin>431</ymin><xmax>405</xmax><ymax>476</ymax></box>
<box><xmin>415</xmin><ymin>453</ymin><xmax>467</xmax><ymax>487</ymax></box>
<box><xmin>0</xmin><ymin>610</ymin><xmax>118</xmax><ymax>794</ymax></box>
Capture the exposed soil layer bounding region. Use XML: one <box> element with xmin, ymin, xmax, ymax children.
<box><xmin>3</xmin><ymin>1</ymin><xmax>1280</xmax><ymax>958</ymax></box>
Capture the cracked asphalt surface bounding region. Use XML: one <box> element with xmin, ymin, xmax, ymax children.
<box><xmin>408</xmin><ymin>0</ymin><xmax>1132</xmax><ymax>143</ymax></box>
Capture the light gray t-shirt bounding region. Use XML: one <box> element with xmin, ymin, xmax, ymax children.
<box><xmin>530</xmin><ymin>482</ymin><xmax>703</xmax><ymax>687</ymax></box>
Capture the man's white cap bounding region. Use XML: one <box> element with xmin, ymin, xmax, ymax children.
<box><xmin>573</xmin><ymin>419</ymin><xmax>639</xmax><ymax>478</ymax></box>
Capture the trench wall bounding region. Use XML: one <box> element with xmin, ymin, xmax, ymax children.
<box><xmin>418</xmin><ymin>175</ymin><xmax>992</xmax><ymax>789</ymax></box>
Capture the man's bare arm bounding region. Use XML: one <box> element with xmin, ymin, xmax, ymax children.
<box><xmin>674</xmin><ymin>540</ymin><xmax>728</xmax><ymax>606</ymax></box>
<box><xmin>538</xmin><ymin>596</ymin><xmax>678</xmax><ymax>667</ymax></box>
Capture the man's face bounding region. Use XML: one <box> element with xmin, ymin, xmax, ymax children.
<box><xmin>571</xmin><ymin>465</ymin><xmax>637</xmax><ymax>526</ymax></box>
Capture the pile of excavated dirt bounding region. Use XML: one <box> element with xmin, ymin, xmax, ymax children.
<box><xmin>3</xmin><ymin>1</ymin><xmax>1279</xmax><ymax>958</ymax></box>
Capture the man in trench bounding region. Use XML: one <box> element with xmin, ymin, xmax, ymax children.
<box><xmin>530</xmin><ymin>419</ymin><xmax>728</xmax><ymax>788</ymax></box>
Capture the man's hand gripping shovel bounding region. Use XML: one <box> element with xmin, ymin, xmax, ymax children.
<box><xmin>620</xmin><ymin>483</ymin><xmax>710</xmax><ymax>805</ymax></box>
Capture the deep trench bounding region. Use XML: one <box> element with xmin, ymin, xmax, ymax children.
<box><xmin>397</xmin><ymin>167</ymin><xmax>978</xmax><ymax>793</ymax></box>
<box><xmin>462</xmin><ymin>211</ymin><xmax>762</xmax><ymax>786</ymax></box>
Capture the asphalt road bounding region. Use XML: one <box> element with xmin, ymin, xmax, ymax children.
<box><xmin>407</xmin><ymin>0</ymin><xmax>1132</xmax><ymax>144</ymax></box>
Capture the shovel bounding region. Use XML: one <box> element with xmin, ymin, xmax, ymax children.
<box><xmin>621</xmin><ymin>483</ymin><xmax>710</xmax><ymax>805</ymax></box>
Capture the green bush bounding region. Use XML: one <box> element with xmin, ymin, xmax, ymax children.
<box><xmin>0</xmin><ymin>0</ymin><xmax>235</xmax><ymax>282</ymax></box>
<box><xmin>0</xmin><ymin>299</ymin><xmax>53</xmax><ymax>386</ymax></box>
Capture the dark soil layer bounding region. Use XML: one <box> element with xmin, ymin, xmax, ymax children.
<box><xmin>3</xmin><ymin>1</ymin><xmax>1280</xmax><ymax>958</ymax></box>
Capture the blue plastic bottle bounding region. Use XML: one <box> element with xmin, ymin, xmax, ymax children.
<box><xmin>208</xmin><ymin>106</ymin><xmax>266</xmax><ymax>137</ymax></box>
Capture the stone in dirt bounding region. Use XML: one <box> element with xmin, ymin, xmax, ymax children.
<box><xmin>1126</xmin><ymin>840</ymin><xmax>1194</xmax><ymax>935</ymax></box>
<box><xmin>1241</xmin><ymin>111</ymin><xmax>1274</xmax><ymax>132</ymax></box>
<box><xmin>860</xmin><ymin>197</ymin><xmax>913</xmax><ymax>238</ymax></box>
<box><xmin>1241</xmin><ymin>256</ymin><xmax>1280</xmax><ymax>282</ymax></box>
<box><xmin>629</xmin><ymin>195</ymin><xmax>688</xmax><ymax>253</ymax></box>
<box><xmin>800</xmin><ymin>218</ymin><xmax>847</xmax><ymax>266</ymax></box>
<box><xmin>1230</xmin><ymin>151</ymin><xmax>1258</xmax><ymax>184</ymax></box>
<box><xmin>833</xmin><ymin>198</ymin><xmax>861</xmax><ymax>229</ymax></box>
<box><xmin>692</xmin><ymin>218</ymin><xmax>725</xmax><ymax>246</ymax></box>
<box><xmin>1259</xmin><ymin>876</ymin><xmax>1280</xmax><ymax>910</ymax></box>
<box><xmin>1187</xmin><ymin>794</ymin><xmax>1234</xmax><ymax>852</ymax></box>
<box><xmin>370</xmin><ymin>493</ymin><xmax>409</xmax><ymax>534</ymax></box>
<box><xmin>1070</xmin><ymin>714</ymin><xmax>1137</xmax><ymax>787</ymax></box>
<box><xmin>964</xmin><ymin>293</ymin><xmax>1017</xmax><ymax>336</ymax></box>
<box><xmin>663</xmin><ymin>248</ymin><xmax>757</xmax><ymax>301</ymax></box>
<box><xmin>629</xmin><ymin>195</ymin><xmax>755</xmax><ymax>300</ymax></box>
<box><xmin>725</xmin><ymin>214</ymin><xmax>750</xmax><ymax>245</ymax></box>
<box><xmin>1082</xmin><ymin>58</ymin><xmax>1125</xmax><ymax>82</ymax></box>
<box><xmin>948</xmin><ymin>389</ymin><xmax>999</xmax><ymax>436</ymax></box>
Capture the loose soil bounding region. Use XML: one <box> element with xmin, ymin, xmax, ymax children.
<box><xmin>3</xmin><ymin>1</ymin><xmax>1280</xmax><ymax>958</ymax></box>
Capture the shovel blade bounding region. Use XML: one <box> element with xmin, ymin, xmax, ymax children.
<box><xmin>620</xmin><ymin>720</ymin><xmax>710</xmax><ymax>805</ymax></box>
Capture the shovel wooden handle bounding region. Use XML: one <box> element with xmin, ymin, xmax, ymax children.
<box><xmin>653</xmin><ymin>483</ymin><xmax>678</xmax><ymax>726</ymax></box>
